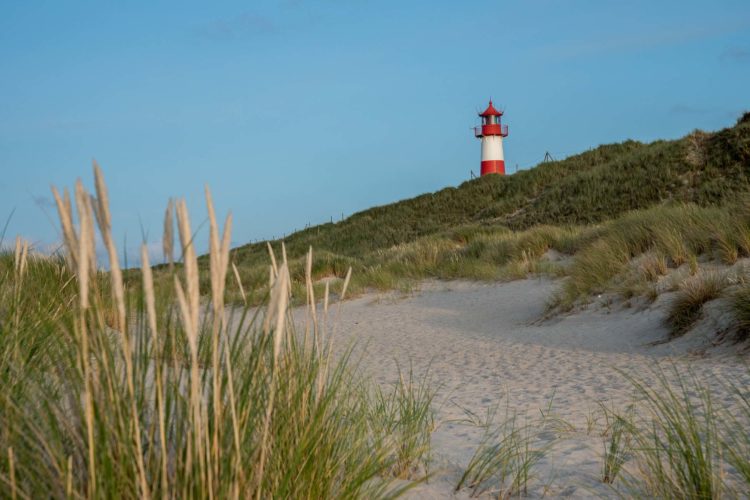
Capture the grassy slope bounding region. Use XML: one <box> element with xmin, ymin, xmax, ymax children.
<box><xmin>211</xmin><ymin>115</ymin><xmax>750</xmax><ymax>307</ymax></box>
<box><xmin>229</xmin><ymin>116</ymin><xmax>750</xmax><ymax>270</ymax></box>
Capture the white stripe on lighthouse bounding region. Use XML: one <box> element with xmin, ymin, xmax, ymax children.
<box><xmin>481</xmin><ymin>135</ymin><xmax>505</xmax><ymax>162</ymax></box>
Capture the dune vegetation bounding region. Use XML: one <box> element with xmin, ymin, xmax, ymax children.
<box><xmin>135</xmin><ymin>112</ymin><xmax>750</xmax><ymax>339</ymax></box>
<box><xmin>0</xmin><ymin>170</ymin><xmax>436</xmax><ymax>498</ymax></box>
<box><xmin>226</xmin><ymin>112</ymin><xmax>750</xmax><ymax>268</ymax></box>
<box><xmin>2</xmin><ymin>115</ymin><xmax>749</xmax><ymax>497</ymax></box>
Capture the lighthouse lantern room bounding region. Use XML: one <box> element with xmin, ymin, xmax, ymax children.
<box><xmin>474</xmin><ymin>100</ymin><xmax>509</xmax><ymax>176</ymax></box>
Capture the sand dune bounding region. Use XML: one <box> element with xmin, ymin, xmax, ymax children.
<box><xmin>309</xmin><ymin>278</ymin><xmax>749</xmax><ymax>498</ymax></box>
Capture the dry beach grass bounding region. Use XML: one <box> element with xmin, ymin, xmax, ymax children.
<box><xmin>0</xmin><ymin>166</ymin><xmax>436</xmax><ymax>498</ymax></box>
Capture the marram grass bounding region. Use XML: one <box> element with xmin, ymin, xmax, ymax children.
<box><xmin>666</xmin><ymin>271</ymin><xmax>727</xmax><ymax>337</ymax></box>
<box><xmin>0</xmin><ymin>164</ymin><xmax>434</xmax><ymax>499</ymax></box>
<box><xmin>615</xmin><ymin>367</ymin><xmax>726</xmax><ymax>498</ymax></box>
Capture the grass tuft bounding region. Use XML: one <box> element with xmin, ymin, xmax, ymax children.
<box><xmin>455</xmin><ymin>404</ymin><xmax>550</xmax><ymax>497</ymax></box>
<box><xmin>600</xmin><ymin>403</ymin><xmax>635</xmax><ymax>484</ymax></box>
<box><xmin>666</xmin><ymin>272</ymin><xmax>727</xmax><ymax>337</ymax></box>
<box><xmin>731</xmin><ymin>282</ymin><xmax>750</xmax><ymax>340</ymax></box>
<box><xmin>620</xmin><ymin>367</ymin><xmax>725</xmax><ymax>499</ymax></box>
<box><xmin>366</xmin><ymin>364</ymin><xmax>436</xmax><ymax>480</ymax></box>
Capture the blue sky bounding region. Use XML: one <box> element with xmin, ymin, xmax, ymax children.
<box><xmin>1</xmin><ymin>0</ymin><xmax>749</xmax><ymax>264</ymax></box>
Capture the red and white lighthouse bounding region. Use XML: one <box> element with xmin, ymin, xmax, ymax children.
<box><xmin>474</xmin><ymin>100</ymin><xmax>509</xmax><ymax>176</ymax></box>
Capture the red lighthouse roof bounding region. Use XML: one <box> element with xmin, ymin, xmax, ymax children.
<box><xmin>479</xmin><ymin>100</ymin><xmax>503</xmax><ymax>117</ymax></box>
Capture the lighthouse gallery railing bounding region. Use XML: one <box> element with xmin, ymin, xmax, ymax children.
<box><xmin>474</xmin><ymin>124</ymin><xmax>509</xmax><ymax>137</ymax></box>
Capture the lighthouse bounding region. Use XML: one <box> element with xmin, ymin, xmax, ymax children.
<box><xmin>474</xmin><ymin>100</ymin><xmax>509</xmax><ymax>176</ymax></box>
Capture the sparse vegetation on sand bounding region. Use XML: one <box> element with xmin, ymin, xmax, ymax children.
<box><xmin>449</xmin><ymin>364</ymin><xmax>750</xmax><ymax>497</ymax></box>
<box><xmin>612</xmin><ymin>366</ymin><xmax>750</xmax><ymax>498</ymax></box>
<box><xmin>455</xmin><ymin>403</ymin><xmax>550</xmax><ymax>497</ymax></box>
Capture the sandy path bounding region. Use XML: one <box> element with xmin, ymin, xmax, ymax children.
<box><xmin>305</xmin><ymin>278</ymin><xmax>749</xmax><ymax>498</ymax></box>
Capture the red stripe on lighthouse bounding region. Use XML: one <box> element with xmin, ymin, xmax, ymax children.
<box><xmin>481</xmin><ymin>160</ymin><xmax>505</xmax><ymax>176</ymax></box>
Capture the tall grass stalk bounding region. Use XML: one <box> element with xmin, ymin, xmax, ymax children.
<box><xmin>600</xmin><ymin>404</ymin><xmax>634</xmax><ymax>484</ymax></box>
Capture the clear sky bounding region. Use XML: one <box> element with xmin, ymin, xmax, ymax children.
<box><xmin>1</xmin><ymin>0</ymin><xmax>749</xmax><ymax>264</ymax></box>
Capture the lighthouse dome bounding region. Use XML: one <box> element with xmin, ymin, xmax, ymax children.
<box><xmin>479</xmin><ymin>100</ymin><xmax>503</xmax><ymax>117</ymax></box>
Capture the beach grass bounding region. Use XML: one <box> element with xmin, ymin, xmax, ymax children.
<box><xmin>600</xmin><ymin>403</ymin><xmax>635</xmax><ymax>484</ymax></box>
<box><xmin>455</xmin><ymin>403</ymin><xmax>551</xmax><ymax>497</ymax></box>
<box><xmin>618</xmin><ymin>367</ymin><xmax>725</xmax><ymax>498</ymax></box>
<box><xmin>366</xmin><ymin>363</ymin><xmax>437</xmax><ymax>480</ymax></box>
<box><xmin>721</xmin><ymin>368</ymin><xmax>750</xmax><ymax>490</ymax></box>
<box><xmin>152</xmin><ymin>191</ymin><xmax>750</xmax><ymax>340</ymax></box>
<box><xmin>0</xmin><ymin>166</ymin><xmax>436</xmax><ymax>499</ymax></box>
<box><xmin>666</xmin><ymin>271</ymin><xmax>728</xmax><ymax>337</ymax></box>
<box><xmin>731</xmin><ymin>282</ymin><xmax>750</xmax><ymax>340</ymax></box>
<box><xmin>549</xmin><ymin>202</ymin><xmax>749</xmax><ymax>312</ymax></box>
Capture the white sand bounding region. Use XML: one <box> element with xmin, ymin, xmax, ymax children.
<box><xmin>306</xmin><ymin>278</ymin><xmax>749</xmax><ymax>498</ymax></box>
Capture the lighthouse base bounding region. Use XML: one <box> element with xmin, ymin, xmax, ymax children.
<box><xmin>481</xmin><ymin>160</ymin><xmax>505</xmax><ymax>176</ymax></box>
